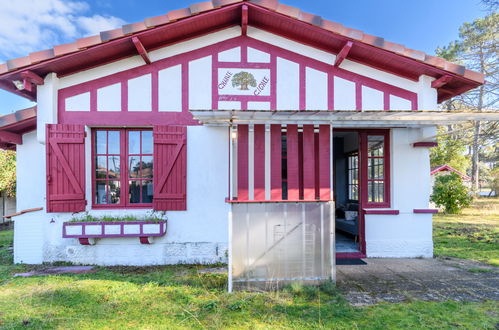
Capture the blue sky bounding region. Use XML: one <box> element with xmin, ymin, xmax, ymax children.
<box><xmin>0</xmin><ymin>0</ymin><xmax>489</xmax><ymax>115</ymax></box>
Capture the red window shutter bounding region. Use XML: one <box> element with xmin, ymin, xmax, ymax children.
<box><xmin>46</xmin><ymin>124</ymin><xmax>86</xmax><ymax>213</ymax></box>
<box><xmin>153</xmin><ymin>126</ymin><xmax>187</xmax><ymax>211</ymax></box>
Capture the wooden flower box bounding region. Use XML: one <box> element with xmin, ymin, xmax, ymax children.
<box><xmin>62</xmin><ymin>220</ymin><xmax>167</xmax><ymax>245</ymax></box>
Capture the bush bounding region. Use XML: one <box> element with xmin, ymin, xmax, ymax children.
<box><xmin>431</xmin><ymin>172</ymin><xmax>472</xmax><ymax>214</ymax></box>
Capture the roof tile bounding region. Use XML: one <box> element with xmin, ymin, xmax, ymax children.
<box><xmin>168</xmin><ymin>8</ymin><xmax>192</xmax><ymax>21</ymax></box>
<box><xmin>403</xmin><ymin>48</ymin><xmax>426</xmax><ymax>62</ymax></box>
<box><xmin>53</xmin><ymin>42</ymin><xmax>79</xmax><ymax>57</ymax></box>
<box><xmin>189</xmin><ymin>1</ymin><xmax>215</xmax><ymax>14</ymax></box>
<box><xmin>100</xmin><ymin>28</ymin><xmax>125</xmax><ymax>42</ymax></box>
<box><xmin>344</xmin><ymin>28</ymin><xmax>363</xmax><ymax>41</ymax></box>
<box><xmin>0</xmin><ymin>0</ymin><xmax>485</xmax><ymax>89</ymax></box>
<box><xmin>123</xmin><ymin>21</ymin><xmax>149</xmax><ymax>35</ymax></box>
<box><xmin>213</xmin><ymin>0</ymin><xmax>243</xmax><ymax>7</ymax></box>
<box><xmin>383</xmin><ymin>40</ymin><xmax>406</xmax><ymax>54</ymax></box>
<box><xmin>6</xmin><ymin>56</ymin><xmax>31</xmax><ymax>71</ymax></box>
<box><xmin>444</xmin><ymin>61</ymin><xmax>466</xmax><ymax>76</ymax></box>
<box><xmin>275</xmin><ymin>3</ymin><xmax>300</xmax><ymax>19</ymax></box>
<box><xmin>362</xmin><ymin>34</ymin><xmax>385</xmax><ymax>48</ymax></box>
<box><xmin>76</xmin><ymin>35</ymin><xmax>102</xmax><ymax>49</ymax></box>
<box><xmin>248</xmin><ymin>0</ymin><xmax>279</xmax><ymax>11</ymax></box>
<box><xmin>320</xmin><ymin>19</ymin><xmax>346</xmax><ymax>35</ymax></box>
<box><xmin>425</xmin><ymin>55</ymin><xmax>446</xmax><ymax>70</ymax></box>
<box><xmin>144</xmin><ymin>14</ymin><xmax>170</xmax><ymax>28</ymax></box>
<box><xmin>29</xmin><ymin>49</ymin><xmax>55</xmax><ymax>64</ymax></box>
<box><xmin>298</xmin><ymin>11</ymin><xmax>323</xmax><ymax>26</ymax></box>
<box><xmin>463</xmin><ymin>69</ymin><xmax>485</xmax><ymax>83</ymax></box>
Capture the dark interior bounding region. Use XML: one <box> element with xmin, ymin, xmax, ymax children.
<box><xmin>333</xmin><ymin>132</ymin><xmax>360</xmax><ymax>253</ymax></box>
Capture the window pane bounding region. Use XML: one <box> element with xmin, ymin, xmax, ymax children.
<box><xmin>129</xmin><ymin>131</ymin><xmax>140</xmax><ymax>154</ymax></box>
<box><xmin>142</xmin><ymin>180</ymin><xmax>153</xmax><ymax>203</ymax></box>
<box><xmin>108</xmin><ymin>181</ymin><xmax>121</xmax><ymax>204</ymax></box>
<box><xmin>108</xmin><ymin>131</ymin><xmax>120</xmax><ymax>154</ymax></box>
<box><xmin>129</xmin><ymin>156</ymin><xmax>140</xmax><ymax>178</ymax></box>
<box><xmin>142</xmin><ymin>156</ymin><xmax>153</xmax><ymax>178</ymax></box>
<box><xmin>96</xmin><ymin>156</ymin><xmax>107</xmax><ymax>179</ymax></box>
<box><xmin>129</xmin><ymin>180</ymin><xmax>141</xmax><ymax>203</ymax></box>
<box><xmin>368</xmin><ymin>136</ymin><xmax>384</xmax><ymax>157</ymax></box>
<box><xmin>142</xmin><ymin>131</ymin><xmax>153</xmax><ymax>154</ymax></box>
<box><xmin>108</xmin><ymin>156</ymin><xmax>120</xmax><ymax>179</ymax></box>
<box><xmin>95</xmin><ymin>182</ymin><xmax>107</xmax><ymax>204</ymax></box>
<box><xmin>96</xmin><ymin>131</ymin><xmax>106</xmax><ymax>154</ymax></box>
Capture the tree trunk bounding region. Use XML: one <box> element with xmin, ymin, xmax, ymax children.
<box><xmin>470</xmin><ymin>45</ymin><xmax>486</xmax><ymax>195</ymax></box>
<box><xmin>471</xmin><ymin>120</ymin><xmax>481</xmax><ymax>193</ymax></box>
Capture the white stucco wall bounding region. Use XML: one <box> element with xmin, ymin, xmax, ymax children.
<box><xmin>14</xmin><ymin>127</ymin><xmax>230</xmax><ymax>266</ymax></box>
<box><xmin>365</xmin><ymin>128</ymin><xmax>434</xmax><ymax>258</ymax></box>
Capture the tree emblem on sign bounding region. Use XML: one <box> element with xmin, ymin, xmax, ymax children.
<box><xmin>231</xmin><ymin>71</ymin><xmax>257</xmax><ymax>90</ymax></box>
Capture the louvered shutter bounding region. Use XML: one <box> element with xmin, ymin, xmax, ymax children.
<box><xmin>153</xmin><ymin>126</ymin><xmax>187</xmax><ymax>211</ymax></box>
<box><xmin>46</xmin><ymin>124</ymin><xmax>86</xmax><ymax>213</ymax></box>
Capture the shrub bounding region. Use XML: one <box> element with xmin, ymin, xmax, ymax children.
<box><xmin>431</xmin><ymin>172</ymin><xmax>472</xmax><ymax>214</ymax></box>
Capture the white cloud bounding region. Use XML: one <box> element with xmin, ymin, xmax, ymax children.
<box><xmin>0</xmin><ymin>0</ymin><xmax>126</xmax><ymax>60</ymax></box>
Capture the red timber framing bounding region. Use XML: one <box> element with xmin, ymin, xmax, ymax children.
<box><xmin>153</xmin><ymin>126</ymin><xmax>187</xmax><ymax>211</ymax></box>
<box><xmin>57</xmin><ymin>35</ymin><xmax>418</xmax><ymax>128</ymax></box>
<box><xmin>232</xmin><ymin>124</ymin><xmax>331</xmax><ymax>202</ymax></box>
<box><xmin>46</xmin><ymin>124</ymin><xmax>86</xmax><ymax>213</ymax></box>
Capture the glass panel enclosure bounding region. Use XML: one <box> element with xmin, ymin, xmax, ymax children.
<box><xmin>231</xmin><ymin>202</ymin><xmax>334</xmax><ymax>291</ymax></box>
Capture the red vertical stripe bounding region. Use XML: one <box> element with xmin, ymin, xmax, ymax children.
<box><xmin>286</xmin><ymin>125</ymin><xmax>299</xmax><ymax>200</ymax></box>
<box><xmin>318</xmin><ymin>125</ymin><xmax>331</xmax><ymax>200</ymax></box>
<box><xmin>253</xmin><ymin>124</ymin><xmax>266</xmax><ymax>201</ymax></box>
<box><xmin>302</xmin><ymin>125</ymin><xmax>316</xmax><ymax>200</ymax></box>
<box><xmin>270</xmin><ymin>124</ymin><xmax>282</xmax><ymax>200</ymax></box>
<box><xmin>237</xmin><ymin>125</ymin><xmax>249</xmax><ymax>201</ymax></box>
<box><xmin>356</xmin><ymin>83</ymin><xmax>362</xmax><ymax>111</ymax></box>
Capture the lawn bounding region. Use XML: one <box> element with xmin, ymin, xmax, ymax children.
<box><xmin>0</xmin><ymin>200</ymin><xmax>497</xmax><ymax>329</ymax></box>
<box><xmin>433</xmin><ymin>197</ymin><xmax>499</xmax><ymax>266</ymax></box>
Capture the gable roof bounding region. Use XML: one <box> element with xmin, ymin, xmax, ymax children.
<box><xmin>0</xmin><ymin>0</ymin><xmax>484</xmax><ymax>103</ymax></box>
<box><xmin>431</xmin><ymin>165</ymin><xmax>471</xmax><ymax>181</ymax></box>
<box><xmin>0</xmin><ymin>106</ymin><xmax>37</xmax><ymax>150</ymax></box>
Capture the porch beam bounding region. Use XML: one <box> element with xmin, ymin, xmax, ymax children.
<box><xmin>132</xmin><ymin>37</ymin><xmax>151</xmax><ymax>65</ymax></box>
<box><xmin>241</xmin><ymin>5</ymin><xmax>248</xmax><ymax>36</ymax></box>
<box><xmin>334</xmin><ymin>41</ymin><xmax>353</xmax><ymax>67</ymax></box>
<box><xmin>0</xmin><ymin>131</ymin><xmax>22</xmax><ymax>145</ymax></box>
<box><xmin>431</xmin><ymin>75</ymin><xmax>452</xmax><ymax>88</ymax></box>
<box><xmin>20</xmin><ymin>71</ymin><xmax>44</xmax><ymax>85</ymax></box>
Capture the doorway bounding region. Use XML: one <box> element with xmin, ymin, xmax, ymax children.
<box><xmin>333</xmin><ymin>131</ymin><xmax>364</xmax><ymax>257</ymax></box>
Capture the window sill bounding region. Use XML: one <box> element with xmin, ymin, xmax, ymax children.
<box><xmin>363</xmin><ymin>209</ymin><xmax>399</xmax><ymax>215</ymax></box>
<box><xmin>91</xmin><ymin>205</ymin><xmax>153</xmax><ymax>210</ymax></box>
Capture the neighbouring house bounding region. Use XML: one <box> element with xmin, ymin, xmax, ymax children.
<box><xmin>430</xmin><ymin>164</ymin><xmax>471</xmax><ymax>188</ymax></box>
<box><xmin>0</xmin><ymin>0</ymin><xmax>496</xmax><ymax>290</ymax></box>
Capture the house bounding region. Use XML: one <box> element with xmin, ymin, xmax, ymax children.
<box><xmin>431</xmin><ymin>164</ymin><xmax>471</xmax><ymax>188</ymax></box>
<box><xmin>0</xmin><ymin>0</ymin><xmax>496</xmax><ymax>290</ymax></box>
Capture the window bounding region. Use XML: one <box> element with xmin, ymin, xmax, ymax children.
<box><xmin>93</xmin><ymin>129</ymin><xmax>153</xmax><ymax>208</ymax></box>
<box><xmin>347</xmin><ymin>153</ymin><xmax>359</xmax><ymax>201</ymax></box>
<box><xmin>360</xmin><ymin>131</ymin><xmax>390</xmax><ymax>208</ymax></box>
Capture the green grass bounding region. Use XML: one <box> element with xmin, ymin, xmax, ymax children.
<box><xmin>0</xmin><ymin>199</ymin><xmax>497</xmax><ymax>328</ymax></box>
<box><xmin>433</xmin><ymin>197</ymin><xmax>499</xmax><ymax>266</ymax></box>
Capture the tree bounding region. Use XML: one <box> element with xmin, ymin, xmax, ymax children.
<box><xmin>430</xmin><ymin>126</ymin><xmax>471</xmax><ymax>173</ymax></box>
<box><xmin>481</xmin><ymin>0</ymin><xmax>498</xmax><ymax>12</ymax></box>
<box><xmin>437</xmin><ymin>13</ymin><xmax>499</xmax><ymax>194</ymax></box>
<box><xmin>232</xmin><ymin>71</ymin><xmax>256</xmax><ymax>90</ymax></box>
<box><xmin>431</xmin><ymin>172</ymin><xmax>472</xmax><ymax>214</ymax></box>
<box><xmin>0</xmin><ymin>150</ymin><xmax>16</xmax><ymax>198</ymax></box>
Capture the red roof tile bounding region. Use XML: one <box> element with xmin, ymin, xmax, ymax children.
<box><xmin>0</xmin><ymin>0</ymin><xmax>485</xmax><ymax>102</ymax></box>
<box><xmin>144</xmin><ymin>14</ymin><xmax>170</xmax><ymax>28</ymax></box>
